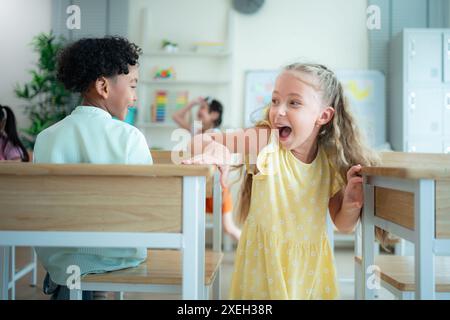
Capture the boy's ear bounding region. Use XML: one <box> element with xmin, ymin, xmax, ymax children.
<box><xmin>94</xmin><ymin>77</ymin><xmax>109</xmax><ymax>99</ymax></box>
<box><xmin>316</xmin><ymin>106</ymin><xmax>335</xmax><ymax>126</ymax></box>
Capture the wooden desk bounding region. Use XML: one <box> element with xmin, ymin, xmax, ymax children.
<box><xmin>360</xmin><ymin>152</ymin><xmax>450</xmax><ymax>299</ymax></box>
<box><xmin>0</xmin><ymin>163</ymin><xmax>220</xmax><ymax>300</ymax></box>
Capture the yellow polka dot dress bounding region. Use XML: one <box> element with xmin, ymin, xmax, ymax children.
<box><xmin>229</xmin><ymin>136</ymin><xmax>345</xmax><ymax>299</ymax></box>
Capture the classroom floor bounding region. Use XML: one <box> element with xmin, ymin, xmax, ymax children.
<box><xmin>10</xmin><ymin>246</ymin><xmax>394</xmax><ymax>300</ymax></box>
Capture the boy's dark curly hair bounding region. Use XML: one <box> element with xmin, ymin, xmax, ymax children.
<box><xmin>57</xmin><ymin>36</ymin><xmax>142</xmax><ymax>93</ymax></box>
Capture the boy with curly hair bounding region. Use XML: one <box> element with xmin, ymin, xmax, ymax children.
<box><xmin>33</xmin><ymin>36</ymin><xmax>153</xmax><ymax>300</ymax></box>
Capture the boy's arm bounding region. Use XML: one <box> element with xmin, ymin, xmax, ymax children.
<box><xmin>328</xmin><ymin>165</ymin><xmax>363</xmax><ymax>234</ymax></box>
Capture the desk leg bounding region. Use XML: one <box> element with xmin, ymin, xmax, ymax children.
<box><xmin>212</xmin><ymin>171</ymin><xmax>222</xmax><ymax>252</ymax></box>
<box><xmin>182</xmin><ymin>176</ymin><xmax>206</xmax><ymax>300</ymax></box>
<box><xmin>362</xmin><ymin>182</ymin><xmax>376</xmax><ymax>300</ymax></box>
<box><xmin>212</xmin><ymin>265</ymin><xmax>221</xmax><ymax>300</ymax></box>
<box><xmin>354</xmin><ymin>223</ymin><xmax>362</xmax><ymax>300</ymax></box>
<box><xmin>0</xmin><ymin>246</ymin><xmax>10</xmax><ymax>300</ymax></box>
<box><xmin>414</xmin><ymin>179</ymin><xmax>435</xmax><ymax>300</ymax></box>
<box><xmin>31</xmin><ymin>248</ymin><xmax>37</xmax><ymax>287</ymax></box>
<box><xmin>212</xmin><ymin>172</ymin><xmax>222</xmax><ymax>300</ymax></box>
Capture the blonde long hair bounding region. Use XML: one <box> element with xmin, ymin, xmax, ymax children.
<box><xmin>236</xmin><ymin>63</ymin><xmax>387</xmax><ymax>243</ymax></box>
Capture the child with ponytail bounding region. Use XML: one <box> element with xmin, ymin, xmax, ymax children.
<box><xmin>184</xmin><ymin>63</ymin><xmax>381</xmax><ymax>299</ymax></box>
<box><xmin>0</xmin><ymin>105</ymin><xmax>29</xmax><ymax>162</ymax></box>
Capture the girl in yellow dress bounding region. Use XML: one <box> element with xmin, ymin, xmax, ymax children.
<box><xmin>184</xmin><ymin>63</ymin><xmax>380</xmax><ymax>299</ymax></box>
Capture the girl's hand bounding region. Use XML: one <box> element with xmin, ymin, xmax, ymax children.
<box><xmin>343</xmin><ymin>164</ymin><xmax>364</xmax><ymax>210</ymax></box>
<box><xmin>182</xmin><ymin>140</ymin><xmax>231</xmax><ymax>189</ymax></box>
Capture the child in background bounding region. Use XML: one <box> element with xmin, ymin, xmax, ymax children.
<box><xmin>33</xmin><ymin>36</ymin><xmax>153</xmax><ymax>300</ymax></box>
<box><xmin>173</xmin><ymin>97</ymin><xmax>241</xmax><ymax>241</ymax></box>
<box><xmin>0</xmin><ymin>105</ymin><xmax>29</xmax><ymax>162</ymax></box>
<box><xmin>184</xmin><ymin>63</ymin><xmax>380</xmax><ymax>299</ymax></box>
<box><xmin>172</xmin><ymin>96</ymin><xmax>223</xmax><ymax>135</ymax></box>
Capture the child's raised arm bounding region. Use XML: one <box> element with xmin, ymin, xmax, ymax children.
<box><xmin>172</xmin><ymin>97</ymin><xmax>201</xmax><ymax>131</ymax></box>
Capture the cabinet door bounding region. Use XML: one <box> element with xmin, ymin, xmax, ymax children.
<box><xmin>444</xmin><ymin>33</ymin><xmax>450</xmax><ymax>84</ymax></box>
<box><xmin>406</xmin><ymin>87</ymin><xmax>443</xmax><ymax>137</ymax></box>
<box><xmin>406</xmin><ymin>32</ymin><xmax>442</xmax><ymax>84</ymax></box>
<box><xmin>444</xmin><ymin>88</ymin><xmax>450</xmax><ymax>135</ymax></box>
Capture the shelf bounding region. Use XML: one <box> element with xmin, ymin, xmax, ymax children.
<box><xmin>141</xmin><ymin>79</ymin><xmax>230</xmax><ymax>86</ymax></box>
<box><xmin>137</xmin><ymin>122</ymin><xmax>178</xmax><ymax>129</ymax></box>
<box><xmin>144</xmin><ymin>50</ymin><xmax>231</xmax><ymax>58</ymax></box>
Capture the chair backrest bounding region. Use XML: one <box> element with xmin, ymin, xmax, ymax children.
<box><xmin>151</xmin><ymin>150</ymin><xmax>217</xmax><ymax>197</ymax></box>
<box><xmin>151</xmin><ymin>150</ymin><xmax>188</xmax><ymax>164</ymax></box>
<box><xmin>0</xmin><ymin>163</ymin><xmax>213</xmax><ymax>233</ymax></box>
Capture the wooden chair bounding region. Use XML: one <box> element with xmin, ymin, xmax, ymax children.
<box><xmin>76</xmin><ymin>154</ymin><xmax>224</xmax><ymax>300</ymax></box>
<box><xmin>0</xmin><ymin>163</ymin><xmax>222</xmax><ymax>300</ymax></box>
<box><xmin>354</xmin><ymin>255</ymin><xmax>450</xmax><ymax>299</ymax></box>
<box><xmin>152</xmin><ymin>150</ymin><xmax>223</xmax><ymax>250</ymax></box>
<box><xmin>0</xmin><ymin>161</ymin><xmax>37</xmax><ymax>300</ymax></box>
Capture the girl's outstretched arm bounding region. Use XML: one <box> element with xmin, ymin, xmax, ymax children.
<box><xmin>328</xmin><ymin>165</ymin><xmax>363</xmax><ymax>234</ymax></box>
<box><xmin>186</xmin><ymin>127</ymin><xmax>271</xmax><ymax>162</ymax></box>
<box><xmin>183</xmin><ymin>127</ymin><xmax>271</xmax><ymax>187</ymax></box>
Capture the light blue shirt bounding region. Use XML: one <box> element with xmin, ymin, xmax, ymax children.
<box><xmin>33</xmin><ymin>106</ymin><xmax>153</xmax><ymax>285</ymax></box>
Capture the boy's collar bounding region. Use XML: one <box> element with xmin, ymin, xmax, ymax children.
<box><xmin>72</xmin><ymin>106</ymin><xmax>113</xmax><ymax>119</ymax></box>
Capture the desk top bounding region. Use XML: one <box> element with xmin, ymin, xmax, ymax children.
<box><xmin>0</xmin><ymin>163</ymin><xmax>215</xmax><ymax>178</ymax></box>
<box><xmin>361</xmin><ymin>152</ymin><xmax>450</xmax><ymax>180</ymax></box>
<box><xmin>361</xmin><ymin>166</ymin><xmax>450</xmax><ymax>180</ymax></box>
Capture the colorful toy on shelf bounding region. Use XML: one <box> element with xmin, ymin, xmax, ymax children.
<box><xmin>112</xmin><ymin>107</ymin><xmax>137</xmax><ymax>126</ymax></box>
<box><xmin>152</xmin><ymin>90</ymin><xmax>168</xmax><ymax>122</ymax></box>
<box><xmin>153</xmin><ymin>66</ymin><xmax>176</xmax><ymax>80</ymax></box>
<box><xmin>151</xmin><ymin>90</ymin><xmax>189</xmax><ymax>125</ymax></box>
<box><xmin>176</xmin><ymin>91</ymin><xmax>189</xmax><ymax>110</ymax></box>
<box><xmin>124</xmin><ymin>107</ymin><xmax>137</xmax><ymax>125</ymax></box>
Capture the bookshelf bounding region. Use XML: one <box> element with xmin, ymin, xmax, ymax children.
<box><xmin>133</xmin><ymin>3</ymin><xmax>235</xmax><ymax>150</ymax></box>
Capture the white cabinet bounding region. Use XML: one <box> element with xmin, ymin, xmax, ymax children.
<box><xmin>406</xmin><ymin>87</ymin><xmax>442</xmax><ymax>136</ymax></box>
<box><xmin>444</xmin><ymin>88</ymin><xmax>450</xmax><ymax>135</ymax></box>
<box><xmin>444</xmin><ymin>33</ymin><xmax>450</xmax><ymax>84</ymax></box>
<box><xmin>406</xmin><ymin>33</ymin><xmax>442</xmax><ymax>84</ymax></box>
<box><xmin>390</xmin><ymin>29</ymin><xmax>450</xmax><ymax>153</ymax></box>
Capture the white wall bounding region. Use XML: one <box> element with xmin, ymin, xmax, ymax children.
<box><xmin>129</xmin><ymin>0</ymin><xmax>369</xmax><ymax>130</ymax></box>
<box><xmin>230</xmin><ymin>0</ymin><xmax>369</xmax><ymax>127</ymax></box>
<box><xmin>0</xmin><ymin>0</ymin><xmax>52</xmax><ymax>129</ymax></box>
<box><xmin>3</xmin><ymin>0</ymin><xmax>369</xmax><ymax>134</ymax></box>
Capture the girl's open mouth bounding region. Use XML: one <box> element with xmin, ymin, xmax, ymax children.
<box><xmin>279</xmin><ymin>126</ymin><xmax>292</xmax><ymax>140</ymax></box>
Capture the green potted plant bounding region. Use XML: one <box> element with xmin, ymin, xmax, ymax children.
<box><xmin>15</xmin><ymin>32</ymin><xmax>79</xmax><ymax>150</ymax></box>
